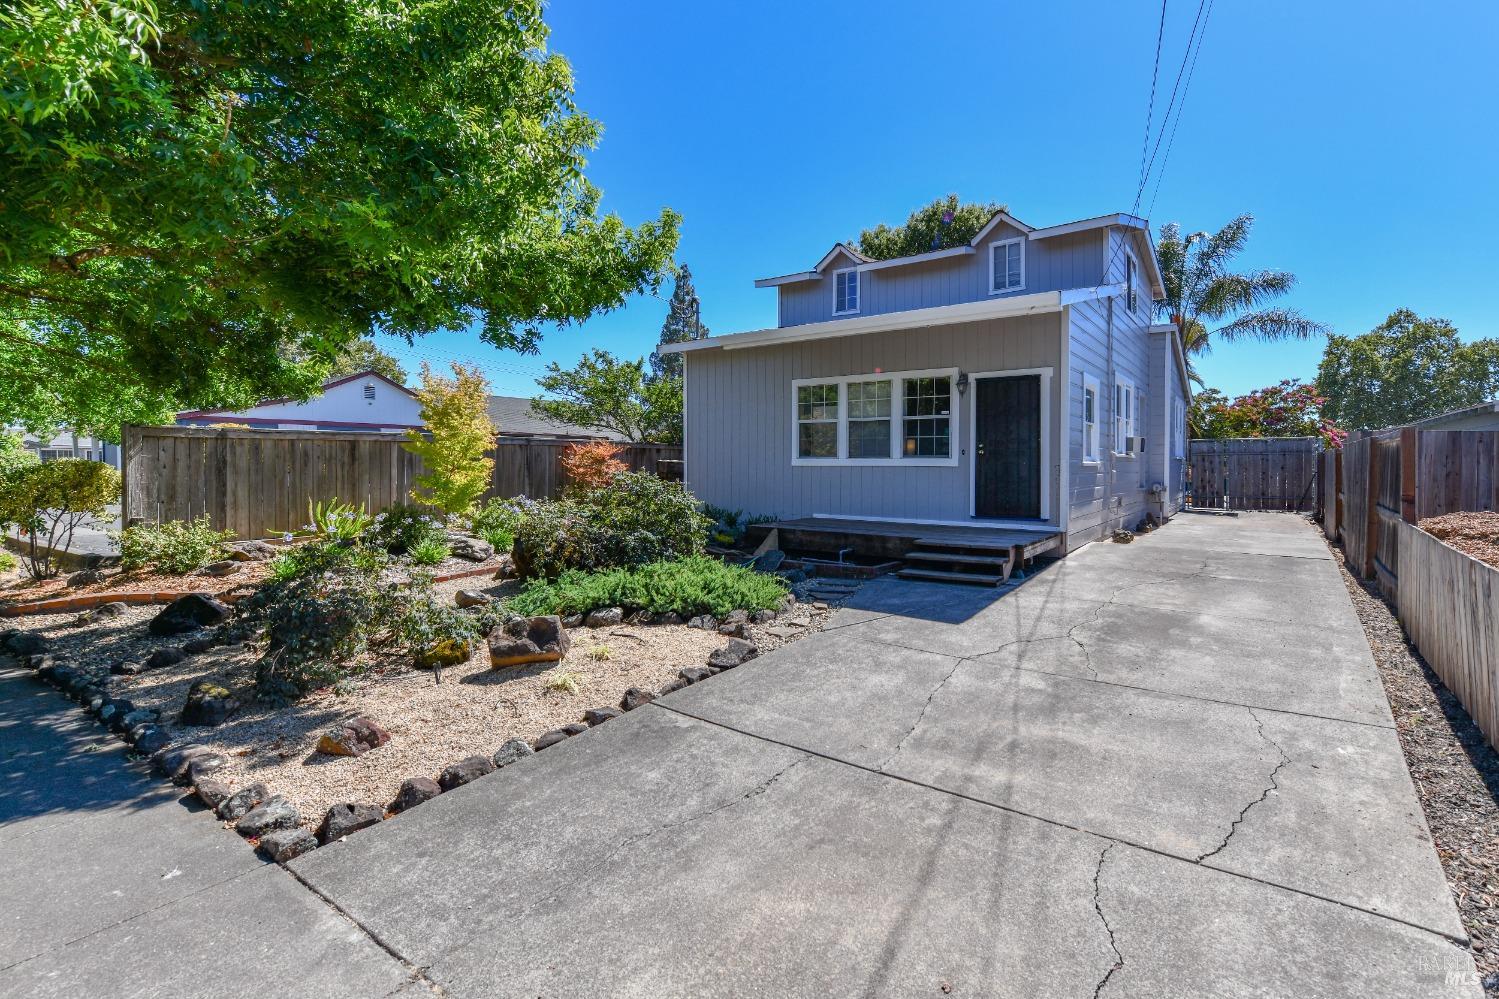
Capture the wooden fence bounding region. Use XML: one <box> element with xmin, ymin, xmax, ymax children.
<box><xmin>1187</xmin><ymin>437</ymin><xmax>1321</xmax><ymax>511</ymax></box>
<box><xmin>122</xmin><ymin>425</ymin><xmax>682</xmax><ymax>540</ymax></box>
<box><xmin>1398</xmin><ymin>521</ymin><xmax>1499</xmax><ymax>751</ymax></box>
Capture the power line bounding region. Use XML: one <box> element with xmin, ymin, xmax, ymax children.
<box><xmin>1136</xmin><ymin>0</ymin><xmax>1210</xmax><ymax>215</ymax></box>
<box><xmin>1146</xmin><ymin>0</ymin><xmax>1216</xmax><ymax>221</ymax></box>
<box><xmin>1137</xmin><ymin>0</ymin><xmax>1170</xmax><ymax>196</ymax></box>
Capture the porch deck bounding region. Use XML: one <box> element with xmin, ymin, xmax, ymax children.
<box><xmin>745</xmin><ymin>516</ymin><xmax>1063</xmax><ymax>570</ymax></box>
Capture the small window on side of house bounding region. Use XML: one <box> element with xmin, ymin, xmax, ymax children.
<box><xmin>990</xmin><ymin>239</ymin><xmax>1024</xmax><ymax>294</ymax></box>
<box><xmin>1114</xmin><ymin>379</ymin><xmax>1135</xmax><ymax>454</ymax></box>
<box><xmin>1126</xmin><ymin>253</ymin><xmax>1138</xmax><ymax>313</ymax></box>
<box><xmin>834</xmin><ymin>269</ymin><xmax>859</xmax><ymax>315</ymax></box>
<box><xmin>1083</xmin><ymin>375</ymin><xmax>1100</xmax><ymax>463</ymax></box>
<box><xmin>796</xmin><ymin>382</ymin><xmax>840</xmax><ymax>458</ymax></box>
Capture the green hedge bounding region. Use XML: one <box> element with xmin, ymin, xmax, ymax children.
<box><xmin>506</xmin><ymin>556</ymin><xmax>786</xmax><ymax>619</ymax></box>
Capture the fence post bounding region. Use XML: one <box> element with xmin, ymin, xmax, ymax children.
<box><xmin>1361</xmin><ymin>439</ymin><xmax>1381</xmax><ymax>579</ymax></box>
<box><xmin>1399</xmin><ymin>426</ymin><xmax>1418</xmax><ymax>524</ymax></box>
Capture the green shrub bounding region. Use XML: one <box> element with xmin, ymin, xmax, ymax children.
<box><xmin>407</xmin><ymin>536</ymin><xmax>450</xmax><ymax>565</ymax></box>
<box><xmin>512</xmin><ymin>473</ymin><xmax>710</xmax><ymax>580</ymax></box>
<box><xmin>0</xmin><ymin>433</ymin><xmax>38</xmax><ymax>478</ymax></box>
<box><xmin>506</xmin><ymin>556</ymin><xmax>786</xmax><ymax>619</ymax></box>
<box><xmin>265</xmin><ymin>539</ymin><xmax>387</xmax><ymax>584</ymax></box>
<box><xmin>114</xmin><ymin>516</ymin><xmax>236</xmax><ymax>574</ymax></box>
<box><xmin>468</xmin><ymin>497</ymin><xmax>532</xmax><ymax>554</ymax></box>
<box><xmin>0</xmin><ymin>459</ymin><xmax>120</xmax><ymax>578</ymax></box>
<box><xmin>366</xmin><ymin>503</ymin><xmax>447</xmax><ymax>555</ymax></box>
<box><xmin>0</xmin><ymin>549</ymin><xmax>16</xmax><ymax>573</ymax></box>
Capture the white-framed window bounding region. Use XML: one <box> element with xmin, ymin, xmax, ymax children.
<box><xmin>1114</xmin><ymin>378</ymin><xmax>1135</xmax><ymax>455</ymax></box>
<box><xmin>833</xmin><ymin>268</ymin><xmax>859</xmax><ymax>315</ymax></box>
<box><xmin>846</xmin><ymin>379</ymin><xmax>893</xmax><ymax>459</ymax></box>
<box><xmin>1082</xmin><ymin>374</ymin><xmax>1100</xmax><ymax>464</ymax></box>
<box><xmin>796</xmin><ymin>382</ymin><xmax>840</xmax><ymax>459</ymax></box>
<box><xmin>790</xmin><ymin>368</ymin><xmax>958</xmax><ymax>466</ymax></box>
<box><xmin>1172</xmin><ymin>398</ymin><xmax>1186</xmax><ymax>459</ymax></box>
<box><xmin>1125</xmin><ymin>252</ymin><xmax>1138</xmax><ymax>313</ymax></box>
<box><xmin>990</xmin><ymin>238</ymin><xmax>1025</xmax><ymax>294</ymax></box>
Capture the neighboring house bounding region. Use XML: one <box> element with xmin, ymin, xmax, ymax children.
<box><xmin>13</xmin><ymin>430</ymin><xmax>121</xmax><ymax>468</ymax></box>
<box><xmin>1405</xmin><ymin>400</ymin><xmax>1499</xmax><ymax>432</ymax></box>
<box><xmin>176</xmin><ymin>370</ymin><xmax>621</xmax><ymax>440</ymax></box>
<box><xmin>659</xmin><ymin>209</ymin><xmax>1192</xmax><ymax>553</ymax></box>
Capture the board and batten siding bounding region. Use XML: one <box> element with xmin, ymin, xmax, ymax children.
<box><xmin>1063</xmin><ymin>230</ymin><xmax>1156</xmax><ymax>549</ymax></box>
<box><xmin>682</xmin><ymin>313</ymin><xmax>1065</xmax><ymax>523</ymax></box>
<box><xmin>776</xmin><ymin>227</ymin><xmax>1107</xmax><ymax>328</ymax></box>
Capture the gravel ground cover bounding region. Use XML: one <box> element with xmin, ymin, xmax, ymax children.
<box><xmin>17</xmin><ymin>573</ymin><xmax>841</xmax><ymax>832</ymax></box>
<box><xmin>1327</xmin><ymin>527</ymin><xmax>1499</xmax><ymax>990</ymax></box>
<box><xmin>0</xmin><ymin>562</ymin><xmax>270</xmax><ymax>606</ymax></box>
<box><xmin>1420</xmin><ymin>511</ymin><xmax>1499</xmax><ymax>571</ymax></box>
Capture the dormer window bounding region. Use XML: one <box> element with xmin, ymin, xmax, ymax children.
<box><xmin>990</xmin><ymin>238</ymin><xmax>1024</xmax><ymax>294</ymax></box>
<box><xmin>833</xmin><ymin>268</ymin><xmax>859</xmax><ymax>315</ymax></box>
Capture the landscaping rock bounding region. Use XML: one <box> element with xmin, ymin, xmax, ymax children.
<box><xmin>180</xmin><ymin>679</ymin><xmax>240</xmax><ymax>727</ymax></box>
<box><xmin>120</xmin><ymin>707</ymin><xmax>160</xmax><ymax>731</ymax></box>
<box><xmin>583</xmin><ymin>707</ymin><xmax>620</xmax><ymax>726</ymax></box>
<box><xmin>316</xmin><ymin>802</ymin><xmax>384</xmax><ymax>844</ymax></box>
<box><xmin>235</xmin><ymin>796</ymin><xmax>300</xmax><ymax>837</ymax></box>
<box><xmin>717</xmin><ymin>621</ymin><xmax>746</xmax><ymax>638</ymax></box>
<box><xmin>3</xmin><ymin>632</ymin><xmax>48</xmax><ymax>657</ymax></box>
<box><xmin>561</xmin><ymin>722</ymin><xmax>590</xmax><ymax>737</ymax></box>
<box><xmin>532</xmin><ymin>729</ymin><xmax>569</xmax><ymax>751</ymax></box>
<box><xmin>438</xmin><ymin>755</ymin><xmax>495</xmax><ymax>791</ymax></box>
<box><xmin>180</xmin><ymin>753</ymin><xmax>230</xmax><ymax>787</ymax></box>
<box><xmin>152</xmin><ymin>744</ymin><xmax>213</xmax><ymax>781</ymax></box>
<box><xmin>1111</xmin><ymin>529</ymin><xmax>1135</xmax><ymax>544</ymax></box>
<box><xmin>132</xmin><ymin>726</ymin><xmax>172</xmax><ymax>756</ymax></box>
<box><xmin>74</xmin><ymin>602</ymin><xmax>129</xmax><ymax>626</ymax></box>
<box><xmin>225</xmin><ymin>540</ymin><xmax>277</xmax><ymax>562</ymax></box>
<box><xmin>626</xmin><ymin>610</ymin><xmax>653</xmax><ymax>625</ymax></box>
<box><xmin>259</xmin><ymin>827</ymin><xmax>318</xmax><ymax>863</ymax></box>
<box><xmin>182</xmin><ymin>636</ymin><xmax>216</xmax><ymax>656</ymax></box>
<box><xmin>194</xmin><ymin>778</ymin><xmax>233</xmax><ymax>810</ymax></box>
<box><xmin>144</xmin><ymin>647</ymin><xmax>185</xmax><ymax>671</ymax></box>
<box><xmin>149</xmin><ymin>593</ymin><xmax>231</xmax><ymax>636</ymax></box>
<box><xmin>390</xmin><ymin>777</ymin><xmax>441</xmax><ymax>813</ymax></box>
<box><xmin>749</xmin><ymin>549</ymin><xmax>786</xmax><ymax>573</ymax></box>
<box><xmin>201</xmin><ymin>560</ymin><xmax>241</xmax><ymax>578</ymax></box>
<box><xmin>657</xmin><ymin>677</ymin><xmax>689</xmax><ymax>696</ymax></box>
<box><xmin>619</xmin><ymin>687</ymin><xmax>655</xmax><ymax>712</ymax></box>
<box><xmin>678</xmin><ymin>666</ymin><xmax>714</xmax><ymax>685</ymax></box>
<box><xmin>492</xmin><ymin>739</ymin><xmax>534</xmax><ymax>769</ymax></box>
<box><xmin>750</xmin><ymin>609</ymin><xmax>777</xmax><ymax>624</ymax></box>
<box><xmin>658</xmin><ymin>612</ymin><xmax>685</xmax><ymax>626</ymax></box>
<box><xmin>97</xmin><ymin>698</ymin><xmax>136</xmax><ymax>730</ymax></box>
<box><xmin>217</xmin><ymin>783</ymin><xmax>270</xmax><ymax>821</ymax></box>
<box><xmin>454</xmin><ymin>589</ymin><xmax>492</xmax><ymax>609</ymax></box>
<box><xmin>316</xmin><ymin>717</ymin><xmax>391</xmax><ymax>757</ymax></box>
<box><xmin>488</xmin><ymin>615</ymin><xmax>570</xmax><ymax>668</ymax></box>
<box><xmin>687</xmin><ymin>615</ymin><xmax>718</xmax><ymax>631</ymax></box>
<box><xmin>708</xmin><ymin>638</ymin><xmax>759</xmax><ymax>671</ymax></box>
<box><xmin>560</xmin><ymin>613</ymin><xmax>584</xmax><ymax>628</ymax></box>
<box><xmin>448</xmin><ymin>535</ymin><xmax>494</xmax><ymax>562</ymax></box>
<box><xmin>110</xmin><ymin>658</ymin><xmax>140</xmax><ymax>676</ymax></box>
<box><xmin>415</xmin><ymin>637</ymin><xmax>473</xmax><ymax>670</ymax></box>
<box><xmin>584</xmin><ymin>606</ymin><xmax>624</xmax><ymax>628</ymax></box>
<box><xmin>66</xmin><ymin>569</ymin><xmax>104</xmax><ymax>588</ymax></box>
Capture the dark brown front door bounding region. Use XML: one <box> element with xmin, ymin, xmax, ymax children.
<box><xmin>974</xmin><ymin>375</ymin><xmax>1041</xmax><ymax>519</ymax></box>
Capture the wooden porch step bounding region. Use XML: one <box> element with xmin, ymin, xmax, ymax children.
<box><xmin>904</xmin><ymin>550</ymin><xmax>1011</xmax><ymax>568</ymax></box>
<box><xmin>896</xmin><ymin>567</ymin><xmax>1006</xmax><ymax>587</ymax></box>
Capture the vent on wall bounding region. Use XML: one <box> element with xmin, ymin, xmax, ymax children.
<box><xmin>364</xmin><ymin>384</ymin><xmax>376</xmax><ymax>401</ymax></box>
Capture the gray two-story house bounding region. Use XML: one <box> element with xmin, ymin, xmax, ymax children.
<box><xmin>659</xmin><ymin>209</ymin><xmax>1191</xmax><ymax>569</ymax></box>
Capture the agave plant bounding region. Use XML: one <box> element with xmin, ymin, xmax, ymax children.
<box><xmin>303</xmin><ymin>498</ymin><xmax>374</xmax><ymax>541</ymax></box>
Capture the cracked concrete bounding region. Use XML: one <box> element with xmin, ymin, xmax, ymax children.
<box><xmin>1196</xmin><ymin>707</ymin><xmax>1291</xmax><ymax>863</ymax></box>
<box><xmin>1090</xmin><ymin>843</ymin><xmax>1124</xmax><ymax>998</ymax></box>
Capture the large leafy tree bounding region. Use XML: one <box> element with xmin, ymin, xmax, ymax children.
<box><xmin>1316</xmin><ymin>310</ymin><xmax>1499</xmax><ymax>430</ymax></box>
<box><xmin>533</xmin><ymin>349</ymin><xmax>681</xmax><ymax>444</ymax></box>
<box><xmin>651</xmin><ymin>265</ymin><xmax>708</xmax><ymax>381</ymax></box>
<box><xmin>1157</xmin><ymin>215</ymin><xmax>1324</xmax><ymax>377</ymax></box>
<box><xmin>1192</xmin><ymin>379</ymin><xmax>1343</xmax><ymax>448</ymax></box>
<box><xmin>854</xmin><ymin>195</ymin><xmax>1006</xmax><ymax>261</ymax></box>
<box><xmin>0</xmin><ymin>0</ymin><xmax>678</xmax><ymax>437</ymax></box>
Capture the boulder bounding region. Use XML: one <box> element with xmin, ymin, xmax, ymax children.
<box><xmin>179</xmin><ymin>679</ymin><xmax>240</xmax><ymax>727</ymax></box>
<box><xmin>143</xmin><ymin>647</ymin><xmax>185</xmax><ymax>671</ymax></box>
<box><xmin>258</xmin><ymin>827</ymin><xmax>318</xmax><ymax>863</ymax></box>
<box><xmin>225</xmin><ymin>540</ymin><xmax>277</xmax><ymax>562</ymax></box>
<box><xmin>448</xmin><ymin>536</ymin><xmax>494</xmax><ymax>562</ymax></box>
<box><xmin>717</xmin><ymin>621</ymin><xmax>746</xmax><ymax>638</ymax></box>
<box><xmin>657</xmin><ymin>677</ymin><xmax>689</xmax><ymax>696</ymax></box>
<box><xmin>488</xmin><ymin>615</ymin><xmax>570</xmax><ymax>668</ymax></box>
<box><xmin>66</xmin><ymin>569</ymin><xmax>104</xmax><ymax>588</ymax></box>
<box><xmin>217</xmin><ymin>782</ymin><xmax>270</xmax><ymax>822</ymax></box>
<box><xmin>619</xmin><ymin>687</ymin><xmax>655</xmax><ymax>712</ymax></box>
<box><xmin>687</xmin><ymin>615</ymin><xmax>718</xmax><ymax>631</ymax></box>
<box><xmin>750</xmin><ymin>609</ymin><xmax>777</xmax><ymax>624</ymax></box>
<box><xmin>390</xmin><ymin>777</ymin><xmax>442</xmax><ymax>814</ymax></box>
<box><xmin>201</xmin><ymin>560</ymin><xmax>241</xmax><ymax>578</ymax></box>
<box><xmin>454</xmin><ymin>589</ymin><xmax>492</xmax><ymax>609</ymax></box>
<box><xmin>316</xmin><ymin>717</ymin><xmax>391</xmax><ymax>757</ymax></box>
<box><xmin>722</xmin><ymin>609</ymin><xmax>750</xmax><ymax>627</ymax></box>
<box><xmin>561</xmin><ymin>722</ymin><xmax>590</xmax><ymax>737</ymax></box>
<box><xmin>584</xmin><ymin>607</ymin><xmax>624</xmax><ymax>628</ymax></box>
<box><xmin>97</xmin><ymin>698</ymin><xmax>136</xmax><ymax>730</ymax></box>
<box><xmin>152</xmin><ymin>744</ymin><xmax>213</xmax><ymax>781</ymax></box>
<box><xmin>120</xmin><ymin>707</ymin><xmax>160</xmax><ymax>731</ymax></box>
<box><xmin>316</xmin><ymin>802</ymin><xmax>384</xmax><ymax>844</ymax></box>
<box><xmin>3</xmin><ymin>632</ymin><xmax>48</xmax><ymax>657</ymax></box>
<box><xmin>149</xmin><ymin>593</ymin><xmax>231</xmax><ymax>636</ymax></box>
<box><xmin>179</xmin><ymin>753</ymin><xmax>230</xmax><ymax>787</ymax></box>
<box><xmin>110</xmin><ymin>659</ymin><xmax>140</xmax><ymax>676</ymax></box>
<box><xmin>438</xmin><ymin>755</ymin><xmax>495</xmax><ymax>791</ymax></box>
<box><xmin>532</xmin><ymin>729</ymin><xmax>569</xmax><ymax>751</ymax></box>
<box><xmin>560</xmin><ymin>613</ymin><xmax>584</xmax><ymax>628</ymax></box>
<box><xmin>194</xmin><ymin>778</ymin><xmax>234</xmax><ymax>810</ymax></box>
<box><xmin>414</xmin><ymin>638</ymin><xmax>473</xmax><ymax>670</ymax></box>
<box><xmin>182</xmin><ymin>636</ymin><xmax>216</xmax><ymax>656</ymax></box>
<box><xmin>708</xmin><ymin>638</ymin><xmax>759</xmax><ymax>671</ymax></box>
<box><xmin>491</xmin><ymin>738</ymin><xmax>534</xmax><ymax>769</ymax></box>
<box><xmin>76</xmin><ymin>602</ymin><xmax>130</xmax><ymax>626</ymax></box>
<box><xmin>132</xmin><ymin>726</ymin><xmax>172</xmax><ymax>756</ymax></box>
<box><xmin>678</xmin><ymin>666</ymin><xmax>714</xmax><ymax>685</ymax></box>
<box><xmin>583</xmin><ymin>707</ymin><xmax>620</xmax><ymax>726</ymax></box>
<box><xmin>235</xmin><ymin>796</ymin><xmax>300</xmax><ymax>837</ymax></box>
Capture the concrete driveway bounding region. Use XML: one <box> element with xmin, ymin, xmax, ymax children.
<box><xmin>283</xmin><ymin>512</ymin><xmax>1479</xmax><ymax>997</ymax></box>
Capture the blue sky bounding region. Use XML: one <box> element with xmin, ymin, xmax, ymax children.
<box><xmin>384</xmin><ymin>0</ymin><xmax>1499</xmax><ymax>401</ymax></box>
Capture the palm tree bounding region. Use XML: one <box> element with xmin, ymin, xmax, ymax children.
<box><xmin>1156</xmin><ymin>214</ymin><xmax>1325</xmax><ymax>382</ymax></box>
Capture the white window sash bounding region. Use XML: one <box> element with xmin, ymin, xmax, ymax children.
<box><xmin>989</xmin><ymin>238</ymin><xmax>1025</xmax><ymax>294</ymax></box>
<box><xmin>1082</xmin><ymin>375</ymin><xmax>1100</xmax><ymax>463</ymax></box>
<box><xmin>833</xmin><ymin>268</ymin><xmax>859</xmax><ymax>316</ymax></box>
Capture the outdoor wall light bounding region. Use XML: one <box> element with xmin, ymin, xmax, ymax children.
<box><xmin>956</xmin><ymin>371</ymin><xmax>969</xmax><ymax>395</ymax></box>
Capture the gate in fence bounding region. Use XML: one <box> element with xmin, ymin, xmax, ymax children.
<box><xmin>1186</xmin><ymin>437</ymin><xmax>1321</xmax><ymax>511</ymax></box>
